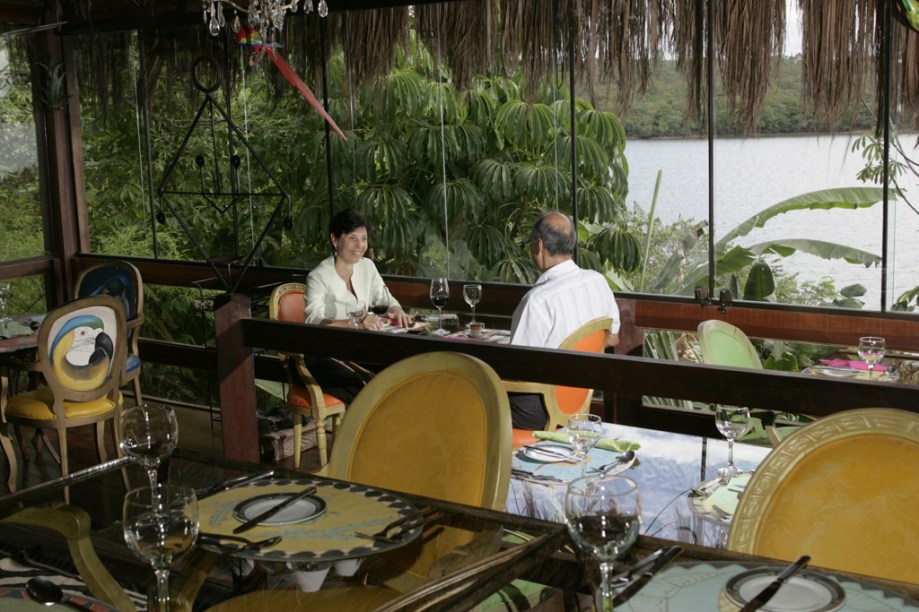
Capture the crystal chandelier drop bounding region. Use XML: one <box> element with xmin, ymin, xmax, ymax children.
<box><xmin>203</xmin><ymin>0</ymin><xmax>329</xmax><ymax>44</ymax></box>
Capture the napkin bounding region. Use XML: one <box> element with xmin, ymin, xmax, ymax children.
<box><xmin>700</xmin><ymin>472</ymin><xmax>751</xmax><ymax>517</ymax></box>
<box><xmin>819</xmin><ymin>358</ymin><xmax>887</xmax><ymax>371</ymax></box>
<box><xmin>533</xmin><ymin>431</ymin><xmax>640</xmax><ymax>452</ymax></box>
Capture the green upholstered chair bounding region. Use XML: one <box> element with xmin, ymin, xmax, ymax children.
<box><xmin>696</xmin><ymin>319</ymin><xmax>763</xmax><ymax>369</ymax></box>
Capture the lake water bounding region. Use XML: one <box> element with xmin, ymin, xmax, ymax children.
<box><xmin>623</xmin><ymin>133</ymin><xmax>919</xmax><ymax>309</ymax></box>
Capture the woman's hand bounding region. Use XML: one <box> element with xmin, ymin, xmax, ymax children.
<box><xmin>387</xmin><ymin>307</ymin><xmax>414</xmax><ymax>328</ymax></box>
<box><xmin>361</xmin><ymin>313</ymin><xmax>385</xmax><ymax>331</ymax></box>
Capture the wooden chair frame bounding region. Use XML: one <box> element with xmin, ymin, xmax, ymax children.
<box><xmin>268</xmin><ymin>282</ymin><xmax>346</xmax><ymax>468</ymax></box>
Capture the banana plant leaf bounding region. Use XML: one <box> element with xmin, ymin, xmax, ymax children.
<box><xmin>746</xmin><ymin>239</ymin><xmax>881</xmax><ymax>266</ymax></box>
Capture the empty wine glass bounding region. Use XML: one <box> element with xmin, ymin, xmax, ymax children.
<box><xmin>0</xmin><ymin>282</ymin><xmax>11</xmax><ymax>333</ymax></box>
<box><xmin>568</xmin><ymin>413</ymin><xmax>603</xmax><ymax>474</ymax></box>
<box><xmin>715</xmin><ymin>405</ymin><xmax>750</xmax><ymax>479</ymax></box>
<box><xmin>429</xmin><ymin>277</ymin><xmax>449</xmax><ymax>330</ymax></box>
<box><xmin>120</xmin><ymin>404</ymin><xmax>179</xmax><ymax>490</ymax></box>
<box><xmin>123</xmin><ymin>484</ymin><xmax>199</xmax><ymax>612</ymax></box>
<box><xmin>348</xmin><ymin>299</ymin><xmax>367</xmax><ymax>328</ymax></box>
<box><xmin>858</xmin><ymin>336</ymin><xmax>886</xmax><ymax>379</ymax></box>
<box><xmin>463</xmin><ymin>283</ymin><xmax>482</xmax><ymax>325</ymax></box>
<box><xmin>566</xmin><ymin>475</ymin><xmax>641</xmax><ymax>612</ymax></box>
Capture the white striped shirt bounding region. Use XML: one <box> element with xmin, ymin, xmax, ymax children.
<box><xmin>510</xmin><ymin>259</ymin><xmax>620</xmax><ymax>349</ymax></box>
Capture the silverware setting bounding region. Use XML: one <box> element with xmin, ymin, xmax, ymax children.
<box><xmin>354</xmin><ymin>507</ymin><xmax>442</xmax><ymax>543</ymax></box>
<box><xmin>510</xmin><ymin>468</ymin><xmax>566</xmax><ymax>483</ymax></box>
<box><xmin>612</xmin><ymin>545</ymin><xmax>684</xmax><ymax>606</ymax></box>
<box><xmin>233</xmin><ymin>484</ymin><xmax>318</xmax><ymax>534</ymax></box>
<box><xmin>589</xmin><ymin>450</ymin><xmax>636</xmax><ymax>474</ymax></box>
<box><xmin>199</xmin><ymin>532</ymin><xmax>282</xmax><ymax>552</ymax></box>
<box><xmin>521</xmin><ymin>444</ymin><xmax>573</xmax><ymax>459</ymax></box>
<box><xmin>740</xmin><ymin>555</ymin><xmax>811</xmax><ymax>612</ymax></box>
<box><xmin>198</xmin><ymin>469</ymin><xmax>275</xmax><ymax>498</ymax></box>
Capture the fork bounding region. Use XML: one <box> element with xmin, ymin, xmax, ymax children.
<box><xmin>199</xmin><ymin>532</ymin><xmax>282</xmax><ymax>552</ymax></box>
<box><xmin>354</xmin><ymin>508</ymin><xmax>443</xmax><ymax>543</ymax></box>
<box><xmin>589</xmin><ymin>450</ymin><xmax>636</xmax><ymax>473</ymax></box>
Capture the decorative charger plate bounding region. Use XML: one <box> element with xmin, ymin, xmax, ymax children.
<box><xmin>615</xmin><ymin>561</ymin><xmax>919</xmax><ymax>611</ymax></box>
<box><xmin>724</xmin><ymin>568</ymin><xmax>845</xmax><ymax>611</ymax></box>
<box><xmin>198</xmin><ymin>477</ymin><xmax>422</xmax><ymax>562</ymax></box>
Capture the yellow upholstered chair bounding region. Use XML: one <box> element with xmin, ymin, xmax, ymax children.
<box><xmin>268</xmin><ymin>282</ymin><xmax>346</xmax><ymax>468</ymax></box>
<box><xmin>505</xmin><ymin>317</ymin><xmax>611</xmax><ymax>447</ymax></box>
<box><xmin>0</xmin><ymin>296</ymin><xmax>127</xmax><ymax>491</ymax></box>
<box><xmin>696</xmin><ymin>319</ymin><xmax>762</xmax><ymax>369</ymax></box>
<box><xmin>75</xmin><ymin>260</ymin><xmax>145</xmax><ymax>407</ymax></box>
<box><xmin>207</xmin><ymin>352</ymin><xmax>513</xmax><ymax>611</ymax></box>
<box><xmin>727</xmin><ymin>407</ymin><xmax>919</xmax><ymax>584</ymax></box>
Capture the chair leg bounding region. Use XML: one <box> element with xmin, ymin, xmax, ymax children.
<box><xmin>14</xmin><ymin>424</ymin><xmax>30</xmax><ymax>460</ymax></box>
<box><xmin>95</xmin><ymin>421</ymin><xmax>108</xmax><ymax>463</ymax></box>
<box><xmin>293</xmin><ymin>416</ymin><xmax>302</xmax><ymax>470</ymax></box>
<box><xmin>1</xmin><ymin>423</ymin><xmax>17</xmax><ymax>492</ymax></box>
<box><xmin>315</xmin><ymin>415</ymin><xmax>329</xmax><ymax>468</ymax></box>
<box><xmin>59</xmin><ymin>427</ymin><xmax>70</xmax><ymax>503</ymax></box>
<box><xmin>132</xmin><ymin>376</ymin><xmax>143</xmax><ymax>408</ymax></box>
<box><xmin>32</xmin><ymin>429</ymin><xmax>61</xmax><ymax>464</ymax></box>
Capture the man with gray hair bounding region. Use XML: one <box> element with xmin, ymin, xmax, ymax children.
<box><xmin>508</xmin><ymin>210</ymin><xmax>620</xmax><ymax>430</ymax></box>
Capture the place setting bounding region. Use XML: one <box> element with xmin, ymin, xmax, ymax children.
<box><xmin>512</xmin><ymin>415</ymin><xmax>640</xmax><ymax>485</ymax></box>
<box><xmin>688</xmin><ymin>406</ymin><xmax>753</xmax><ymax>526</ymax></box>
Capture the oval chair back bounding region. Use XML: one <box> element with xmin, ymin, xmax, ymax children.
<box><xmin>697</xmin><ymin>319</ymin><xmax>763</xmax><ymax>369</ymax></box>
<box><xmin>728</xmin><ymin>407</ymin><xmax>919</xmax><ymax>584</ymax></box>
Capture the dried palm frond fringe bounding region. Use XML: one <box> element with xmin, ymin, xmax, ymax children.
<box><xmin>13</xmin><ymin>0</ymin><xmax>919</xmax><ymax>133</ymax></box>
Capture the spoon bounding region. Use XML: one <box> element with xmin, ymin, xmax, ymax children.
<box><xmin>26</xmin><ymin>577</ymin><xmax>93</xmax><ymax>611</ymax></box>
<box><xmin>590</xmin><ymin>450</ymin><xmax>636</xmax><ymax>473</ymax></box>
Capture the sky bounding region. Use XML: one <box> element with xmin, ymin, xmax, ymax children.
<box><xmin>785</xmin><ymin>0</ymin><xmax>803</xmax><ymax>56</ymax></box>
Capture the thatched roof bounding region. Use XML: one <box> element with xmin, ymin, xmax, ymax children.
<box><xmin>2</xmin><ymin>0</ymin><xmax>918</xmax><ymax>131</ymax></box>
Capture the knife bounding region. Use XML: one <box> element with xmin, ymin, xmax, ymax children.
<box><xmin>740</xmin><ymin>555</ymin><xmax>810</xmax><ymax>612</ymax></box>
<box><xmin>200</xmin><ymin>469</ymin><xmax>275</xmax><ymax>498</ymax></box>
<box><xmin>612</xmin><ymin>545</ymin><xmax>683</xmax><ymax>606</ymax></box>
<box><xmin>522</xmin><ymin>444</ymin><xmax>572</xmax><ymax>459</ymax></box>
<box><xmin>233</xmin><ymin>485</ymin><xmax>317</xmax><ymax>534</ymax></box>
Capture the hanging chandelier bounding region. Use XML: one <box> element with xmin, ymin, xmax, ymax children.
<box><xmin>203</xmin><ymin>0</ymin><xmax>328</xmax><ymax>43</ymax></box>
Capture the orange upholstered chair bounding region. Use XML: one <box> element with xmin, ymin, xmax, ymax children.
<box><xmin>728</xmin><ymin>407</ymin><xmax>919</xmax><ymax>584</ymax></box>
<box><xmin>269</xmin><ymin>282</ymin><xmax>346</xmax><ymax>468</ymax></box>
<box><xmin>504</xmin><ymin>317</ymin><xmax>612</xmax><ymax>447</ymax></box>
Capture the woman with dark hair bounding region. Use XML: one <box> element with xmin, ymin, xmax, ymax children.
<box><xmin>301</xmin><ymin>209</ymin><xmax>412</xmax><ymax>402</ymax></box>
<box><xmin>305</xmin><ymin>209</ymin><xmax>412</xmax><ymax>329</ymax></box>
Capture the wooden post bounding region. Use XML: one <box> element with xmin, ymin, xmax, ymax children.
<box><xmin>214</xmin><ymin>293</ymin><xmax>260</xmax><ymax>462</ymax></box>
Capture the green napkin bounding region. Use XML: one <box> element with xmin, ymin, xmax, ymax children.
<box><xmin>533</xmin><ymin>431</ymin><xmax>640</xmax><ymax>452</ymax></box>
<box><xmin>701</xmin><ymin>472</ymin><xmax>751</xmax><ymax>516</ymax></box>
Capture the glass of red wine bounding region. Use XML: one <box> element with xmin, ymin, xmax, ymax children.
<box><xmin>429</xmin><ymin>277</ymin><xmax>450</xmax><ymax>330</ymax></box>
<box><xmin>565</xmin><ymin>475</ymin><xmax>641</xmax><ymax>611</ymax></box>
<box><xmin>371</xmin><ymin>285</ymin><xmax>391</xmax><ymax>317</ymax></box>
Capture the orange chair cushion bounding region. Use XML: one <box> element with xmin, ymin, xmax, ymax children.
<box><xmin>512</xmin><ymin>429</ymin><xmax>539</xmax><ymax>447</ymax></box>
<box><xmin>278</xmin><ymin>290</ymin><xmax>306</xmax><ymax>323</ymax></box>
<box><xmin>286</xmin><ymin>384</ymin><xmax>345</xmax><ymax>409</ymax></box>
<box><xmin>6</xmin><ymin>388</ymin><xmax>119</xmax><ymax>421</ymax></box>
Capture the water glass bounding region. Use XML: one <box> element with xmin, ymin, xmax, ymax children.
<box><xmin>715</xmin><ymin>405</ymin><xmax>750</xmax><ymax>478</ymax></box>
<box><xmin>120</xmin><ymin>404</ymin><xmax>179</xmax><ymax>490</ymax></box>
<box><xmin>0</xmin><ymin>282</ymin><xmax>11</xmax><ymax>332</ymax></box>
<box><xmin>568</xmin><ymin>414</ymin><xmax>603</xmax><ymax>473</ymax></box>
<box><xmin>463</xmin><ymin>284</ymin><xmax>482</xmax><ymax>324</ymax></box>
<box><xmin>123</xmin><ymin>485</ymin><xmax>199</xmax><ymax>612</ymax></box>
<box><xmin>566</xmin><ymin>475</ymin><xmax>641</xmax><ymax>611</ymax></box>
<box><xmin>858</xmin><ymin>336</ymin><xmax>886</xmax><ymax>379</ymax></box>
<box><xmin>348</xmin><ymin>299</ymin><xmax>367</xmax><ymax>328</ymax></box>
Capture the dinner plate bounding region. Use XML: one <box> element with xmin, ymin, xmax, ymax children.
<box><xmin>233</xmin><ymin>493</ymin><xmax>327</xmax><ymax>526</ymax></box>
<box><xmin>724</xmin><ymin>568</ymin><xmax>846</xmax><ymax>612</ymax></box>
<box><xmin>520</xmin><ymin>444</ymin><xmax>577</xmax><ymax>463</ymax></box>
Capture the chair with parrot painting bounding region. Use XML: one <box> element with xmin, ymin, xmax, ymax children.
<box><xmin>0</xmin><ymin>296</ymin><xmax>127</xmax><ymax>491</ymax></box>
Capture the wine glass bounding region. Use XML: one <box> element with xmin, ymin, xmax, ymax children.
<box><xmin>462</xmin><ymin>284</ymin><xmax>482</xmax><ymax>326</ymax></box>
<box><xmin>715</xmin><ymin>405</ymin><xmax>750</xmax><ymax>479</ymax></box>
<box><xmin>858</xmin><ymin>336</ymin><xmax>886</xmax><ymax>379</ymax></box>
<box><xmin>123</xmin><ymin>484</ymin><xmax>199</xmax><ymax>612</ymax></box>
<box><xmin>370</xmin><ymin>286</ymin><xmax>391</xmax><ymax>317</ymax></box>
<box><xmin>565</xmin><ymin>475</ymin><xmax>641</xmax><ymax>612</ymax></box>
<box><xmin>0</xmin><ymin>282</ymin><xmax>11</xmax><ymax>334</ymax></box>
<box><xmin>429</xmin><ymin>277</ymin><xmax>450</xmax><ymax>330</ymax></box>
<box><xmin>120</xmin><ymin>404</ymin><xmax>179</xmax><ymax>490</ymax></box>
<box><xmin>568</xmin><ymin>413</ymin><xmax>603</xmax><ymax>474</ymax></box>
<box><xmin>348</xmin><ymin>299</ymin><xmax>367</xmax><ymax>328</ymax></box>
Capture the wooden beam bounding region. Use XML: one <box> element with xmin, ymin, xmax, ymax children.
<box><xmin>213</xmin><ymin>293</ymin><xmax>259</xmax><ymax>462</ymax></box>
